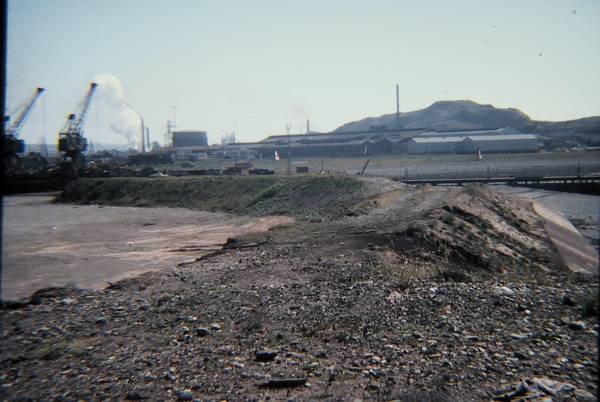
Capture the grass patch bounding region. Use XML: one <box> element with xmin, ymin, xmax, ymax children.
<box><xmin>59</xmin><ymin>176</ymin><xmax>367</xmax><ymax>219</ymax></box>
<box><xmin>27</xmin><ymin>340</ymin><xmax>88</xmax><ymax>361</ymax></box>
<box><xmin>378</xmin><ymin>261</ymin><xmax>420</xmax><ymax>290</ymax></box>
<box><xmin>334</xmin><ymin>331</ymin><xmax>351</xmax><ymax>343</ymax></box>
<box><xmin>436</xmin><ymin>268</ymin><xmax>472</xmax><ymax>283</ymax></box>
<box><xmin>580</xmin><ymin>290</ymin><xmax>599</xmax><ymax>317</ymax></box>
<box><xmin>241</xmin><ymin>312</ymin><xmax>265</xmax><ymax>334</ymax></box>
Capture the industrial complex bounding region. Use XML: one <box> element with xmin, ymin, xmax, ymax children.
<box><xmin>170</xmin><ymin>127</ymin><xmax>540</xmax><ymax>161</ymax></box>
<box><xmin>3</xmin><ymin>80</ymin><xmax>543</xmax><ymax>189</ymax></box>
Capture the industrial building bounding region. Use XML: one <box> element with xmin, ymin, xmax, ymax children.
<box><xmin>406</xmin><ymin>130</ymin><xmax>539</xmax><ymax>154</ymax></box>
<box><xmin>417</xmin><ymin>127</ymin><xmax>522</xmax><ymax>138</ymax></box>
<box><xmin>172</xmin><ymin>131</ymin><xmax>209</xmax><ymax>159</ymax></box>
<box><xmin>211</xmin><ymin>126</ymin><xmax>538</xmax><ymax>159</ymax></box>
<box><xmin>217</xmin><ymin>128</ymin><xmax>425</xmax><ymax>159</ymax></box>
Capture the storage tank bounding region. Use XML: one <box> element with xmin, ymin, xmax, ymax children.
<box><xmin>172</xmin><ymin>131</ymin><xmax>208</xmax><ymax>148</ymax></box>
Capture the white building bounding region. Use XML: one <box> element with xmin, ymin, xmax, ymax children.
<box><xmin>406</xmin><ymin>129</ymin><xmax>539</xmax><ymax>154</ymax></box>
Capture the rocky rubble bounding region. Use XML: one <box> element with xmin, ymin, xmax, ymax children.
<box><xmin>1</xmin><ymin>184</ymin><xmax>598</xmax><ymax>401</ymax></box>
<box><xmin>1</xmin><ymin>240</ymin><xmax>597</xmax><ymax>401</ymax></box>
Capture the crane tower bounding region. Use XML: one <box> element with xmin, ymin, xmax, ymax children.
<box><xmin>3</xmin><ymin>87</ymin><xmax>45</xmax><ymax>170</ymax></box>
<box><xmin>58</xmin><ymin>82</ymin><xmax>98</xmax><ymax>167</ymax></box>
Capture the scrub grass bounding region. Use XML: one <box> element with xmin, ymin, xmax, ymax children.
<box><xmin>58</xmin><ymin>175</ymin><xmax>368</xmax><ymax>219</ymax></box>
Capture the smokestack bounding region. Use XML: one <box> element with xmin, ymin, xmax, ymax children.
<box><xmin>140</xmin><ymin>117</ymin><xmax>146</xmax><ymax>153</ymax></box>
<box><xmin>306</xmin><ymin>119</ymin><xmax>310</xmax><ymax>134</ymax></box>
<box><xmin>396</xmin><ymin>84</ymin><xmax>400</xmax><ymax>130</ymax></box>
<box><xmin>146</xmin><ymin>127</ymin><xmax>150</xmax><ymax>152</ymax></box>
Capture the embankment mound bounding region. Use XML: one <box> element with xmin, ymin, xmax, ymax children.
<box><xmin>58</xmin><ymin>176</ymin><xmax>371</xmax><ymax>219</ymax></box>
<box><xmin>412</xmin><ymin>185</ymin><xmax>557</xmax><ymax>274</ymax></box>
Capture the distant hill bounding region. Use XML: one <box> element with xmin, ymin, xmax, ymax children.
<box><xmin>335</xmin><ymin>100</ymin><xmax>600</xmax><ymax>147</ymax></box>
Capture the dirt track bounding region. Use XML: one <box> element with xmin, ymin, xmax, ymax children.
<box><xmin>1</xmin><ymin>195</ymin><xmax>292</xmax><ymax>301</ymax></box>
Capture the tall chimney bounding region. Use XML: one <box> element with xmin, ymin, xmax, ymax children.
<box><xmin>140</xmin><ymin>117</ymin><xmax>146</xmax><ymax>153</ymax></box>
<box><xmin>306</xmin><ymin>119</ymin><xmax>310</xmax><ymax>134</ymax></box>
<box><xmin>396</xmin><ymin>84</ymin><xmax>400</xmax><ymax>130</ymax></box>
<box><xmin>146</xmin><ymin>127</ymin><xmax>150</xmax><ymax>152</ymax></box>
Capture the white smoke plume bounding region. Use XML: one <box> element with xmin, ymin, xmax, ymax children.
<box><xmin>289</xmin><ymin>103</ymin><xmax>309</xmax><ymax>132</ymax></box>
<box><xmin>290</xmin><ymin>103</ymin><xmax>308</xmax><ymax>120</ymax></box>
<box><xmin>93</xmin><ymin>74</ymin><xmax>140</xmax><ymax>148</ymax></box>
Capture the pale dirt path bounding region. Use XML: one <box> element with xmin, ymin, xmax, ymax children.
<box><xmin>1</xmin><ymin>195</ymin><xmax>293</xmax><ymax>300</ymax></box>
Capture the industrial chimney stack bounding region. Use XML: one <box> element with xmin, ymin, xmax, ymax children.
<box><xmin>140</xmin><ymin>117</ymin><xmax>146</xmax><ymax>153</ymax></box>
<box><xmin>396</xmin><ymin>84</ymin><xmax>400</xmax><ymax>129</ymax></box>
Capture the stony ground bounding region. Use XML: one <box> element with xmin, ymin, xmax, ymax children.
<box><xmin>1</xmin><ymin>182</ymin><xmax>598</xmax><ymax>401</ymax></box>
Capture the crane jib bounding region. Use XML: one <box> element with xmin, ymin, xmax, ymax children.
<box><xmin>5</xmin><ymin>87</ymin><xmax>45</xmax><ymax>139</ymax></box>
<box><xmin>63</xmin><ymin>83</ymin><xmax>98</xmax><ymax>135</ymax></box>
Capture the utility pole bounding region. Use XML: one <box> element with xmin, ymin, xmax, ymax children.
<box><xmin>396</xmin><ymin>84</ymin><xmax>400</xmax><ymax>130</ymax></box>
<box><xmin>165</xmin><ymin>120</ymin><xmax>176</xmax><ymax>149</ymax></box>
<box><xmin>166</xmin><ymin>105</ymin><xmax>178</xmax><ymax>150</ymax></box>
<box><xmin>40</xmin><ymin>135</ymin><xmax>48</xmax><ymax>158</ymax></box>
<box><xmin>170</xmin><ymin>106</ymin><xmax>178</xmax><ymax>126</ymax></box>
<box><xmin>285</xmin><ymin>123</ymin><xmax>292</xmax><ymax>175</ymax></box>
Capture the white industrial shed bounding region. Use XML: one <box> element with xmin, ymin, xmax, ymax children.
<box><xmin>406</xmin><ymin>137</ymin><xmax>465</xmax><ymax>154</ymax></box>
<box><xmin>406</xmin><ymin>133</ymin><xmax>539</xmax><ymax>154</ymax></box>
<box><xmin>462</xmin><ymin>134</ymin><xmax>538</xmax><ymax>153</ymax></box>
<box><xmin>418</xmin><ymin>127</ymin><xmax>521</xmax><ymax>138</ymax></box>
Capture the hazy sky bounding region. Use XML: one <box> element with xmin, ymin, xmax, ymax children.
<box><xmin>6</xmin><ymin>0</ymin><xmax>600</xmax><ymax>146</ymax></box>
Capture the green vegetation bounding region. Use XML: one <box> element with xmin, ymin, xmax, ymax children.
<box><xmin>59</xmin><ymin>175</ymin><xmax>368</xmax><ymax>219</ymax></box>
<box><xmin>580</xmin><ymin>290</ymin><xmax>599</xmax><ymax>317</ymax></box>
<box><xmin>436</xmin><ymin>268</ymin><xmax>472</xmax><ymax>283</ymax></box>
<box><xmin>27</xmin><ymin>341</ymin><xmax>88</xmax><ymax>361</ymax></box>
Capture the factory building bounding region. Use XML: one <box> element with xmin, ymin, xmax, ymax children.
<box><xmin>172</xmin><ymin>131</ymin><xmax>209</xmax><ymax>159</ymax></box>
<box><xmin>243</xmin><ymin>128</ymin><xmax>424</xmax><ymax>159</ymax></box>
<box><xmin>418</xmin><ymin>127</ymin><xmax>522</xmax><ymax>138</ymax></box>
<box><xmin>210</xmin><ymin>127</ymin><xmax>538</xmax><ymax>159</ymax></box>
<box><xmin>406</xmin><ymin>137</ymin><xmax>465</xmax><ymax>154</ymax></box>
<box><xmin>462</xmin><ymin>134</ymin><xmax>539</xmax><ymax>153</ymax></box>
<box><xmin>406</xmin><ymin>129</ymin><xmax>539</xmax><ymax>154</ymax></box>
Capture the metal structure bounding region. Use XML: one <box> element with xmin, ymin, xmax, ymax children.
<box><xmin>400</xmin><ymin>175</ymin><xmax>600</xmax><ymax>192</ymax></box>
<box><xmin>58</xmin><ymin>83</ymin><xmax>98</xmax><ymax>166</ymax></box>
<box><xmin>172</xmin><ymin>131</ymin><xmax>208</xmax><ymax>148</ymax></box>
<box><xmin>3</xmin><ymin>87</ymin><xmax>45</xmax><ymax>157</ymax></box>
<box><xmin>285</xmin><ymin>123</ymin><xmax>291</xmax><ymax>174</ymax></box>
<box><xmin>396</xmin><ymin>84</ymin><xmax>400</xmax><ymax>129</ymax></box>
<box><xmin>164</xmin><ymin>120</ymin><xmax>176</xmax><ymax>148</ymax></box>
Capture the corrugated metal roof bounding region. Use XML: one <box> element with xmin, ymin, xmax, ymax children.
<box><xmin>418</xmin><ymin>127</ymin><xmax>521</xmax><ymax>137</ymax></box>
<box><xmin>412</xmin><ymin>134</ymin><xmax>537</xmax><ymax>144</ymax></box>
<box><xmin>260</xmin><ymin>128</ymin><xmax>424</xmax><ymax>143</ymax></box>
<box><xmin>466</xmin><ymin>134</ymin><xmax>537</xmax><ymax>141</ymax></box>
<box><xmin>411</xmin><ymin>137</ymin><xmax>466</xmax><ymax>143</ymax></box>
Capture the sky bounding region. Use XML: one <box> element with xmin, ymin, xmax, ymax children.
<box><xmin>6</xmin><ymin>0</ymin><xmax>600</xmax><ymax>147</ymax></box>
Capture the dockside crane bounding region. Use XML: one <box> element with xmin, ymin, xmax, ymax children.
<box><xmin>58</xmin><ymin>82</ymin><xmax>98</xmax><ymax>168</ymax></box>
<box><xmin>3</xmin><ymin>87</ymin><xmax>45</xmax><ymax>170</ymax></box>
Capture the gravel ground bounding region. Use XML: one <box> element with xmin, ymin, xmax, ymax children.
<box><xmin>1</xmin><ymin>183</ymin><xmax>598</xmax><ymax>401</ymax></box>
